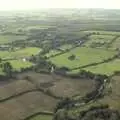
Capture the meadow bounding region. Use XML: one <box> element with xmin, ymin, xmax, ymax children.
<box><xmin>0</xmin><ymin>47</ymin><xmax>41</xmax><ymax>59</ymax></box>
<box><xmin>45</xmin><ymin>49</ymin><xmax>61</xmax><ymax>58</ymax></box>
<box><xmin>111</xmin><ymin>37</ymin><xmax>120</xmax><ymax>49</ymax></box>
<box><xmin>83</xmin><ymin>59</ymin><xmax>120</xmax><ymax>75</ymax></box>
<box><xmin>0</xmin><ymin>34</ymin><xmax>27</xmax><ymax>44</ymax></box>
<box><xmin>49</xmin><ymin>47</ymin><xmax>116</xmax><ymax>69</ymax></box>
<box><xmin>84</xmin><ymin>34</ymin><xmax>115</xmax><ymax>48</ymax></box>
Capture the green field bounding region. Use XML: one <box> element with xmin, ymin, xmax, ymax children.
<box><xmin>0</xmin><ymin>60</ymin><xmax>33</xmax><ymax>75</ymax></box>
<box><xmin>83</xmin><ymin>30</ymin><xmax>120</xmax><ymax>35</ymax></box>
<box><xmin>49</xmin><ymin>47</ymin><xmax>116</xmax><ymax>69</ymax></box>
<box><xmin>84</xmin><ymin>35</ymin><xmax>115</xmax><ymax>48</ymax></box>
<box><xmin>45</xmin><ymin>49</ymin><xmax>61</xmax><ymax>58</ymax></box>
<box><xmin>68</xmin><ymin>59</ymin><xmax>120</xmax><ymax>75</ymax></box>
<box><xmin>29</xmin><ymin>115</ymin><xmax>52</xmax><ymax>120</ymax></box>
<box><xmin>26</xmin><ymin>25</ymin><xmax>55</xmax><ymax>31</ymax></box>
<box><xmin>0</xmin><ymin>35</ymin><xmax>27</xmax><ymax>44</ymax></box>
<box><xmin>59</xmin><ymin>44</ymin><xmax>73</xmax><ymax>51</ymax></box>
<box><xmin>83</xmin><ymin>59</ymin><xmax>120</xmax><ymax>75</ymax></box>
<box><xmin>9</xmin><ymin>60</ymin><xmax>33</xmax><ymax>71</ymax></box>
<box><xmin>0</xmin><ymin>47</ymin><xmax>41</xmax><ymax>59</ymax></box>
<box><xmin>111</xmin><ymin>37</ymin><xmax>120</xmax><ymax>49</ymax></box>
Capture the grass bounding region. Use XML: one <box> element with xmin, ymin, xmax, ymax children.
<box><xmin>9</xmin><ymin>60</ymin><xmax>33</xmax><ymax>71</ymax></box>
<box><xmin>59</xmin><ymin>44</ymin><xmax>73</xmax><ymax>51</ymax></box>
<box><xmin>0</xmin><ymin>60</ymin><xmax>33</xmax><ymax>75</ymax></box>
<box><xmin>111</xmin><ymin>37</ymin><xmax>120</xmax><ymax>49</ymax></box>
<box><xmin>26</xmin><ymin>25</ymin><xmax>55</xmax><ymax>31</ymax></box>
<box><xmin>49</xmin><ymin>47</ymin><xmax>116</xmax><ymax>69</ymax></box>
<box><xmin>84</xmin><ymin>35</ymin><xmax>115</xmax><ymax>47</ymax></box>
<box><xmin>0</xmin><ymin>47</ymin><xmax>41</xmax><ymax>59</ymax></box>
<box><xmin>29</xmin><ymin>115</ymin><xmax>52</xmax><ymax>120</ymax></box>
<box><xmin>0</xmin><ymin>35</ymin><xmax>27</xmax><ymax>44</ymax></box>
<box><xmin>82</xmin><ymin>59</ymin><xmax>120</xmax><ymax>75</ymax></box>
<box><xmin>45</xmin><ymin>49</ymin><xmax>61</xmax><ymax>58</ymax></box>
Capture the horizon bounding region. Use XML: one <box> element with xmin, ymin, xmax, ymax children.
<box><xmin>0</xmin><ymin>0</ymin><xmax>120</xmax><ymax>11</ymax></box>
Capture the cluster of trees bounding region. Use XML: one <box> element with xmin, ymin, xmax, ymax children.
<box><xmin>0</xmin><ymin>61</ymin><xmax>13</xmax><ymax>77</ymax></box>
<box><xmin>30</xmin><ymin>55</ymin><xmax>55</xmax><ymax>73</ymax></box>
<box><xmin>54</xmin><ymin>104</ymin><xmax>120</xmax><ymax>120</ymax></box>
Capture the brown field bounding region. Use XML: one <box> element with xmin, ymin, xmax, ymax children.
<box><xmin>16</xmin><ymin>72</ymin><xmax>55</xmax><ymax>84</ymax></box>
<box><xmin>0</xmin><ymin>80</ymin><xmax>35</xmax><ymax>101</ymax></box>
<box><xmin>16</xmin><ymin>72</ymin><xmax>97</xmax><ymax>98</ymax></box>
<box><xmin>0</xmin><ymin>72</ymin><xmax>98</xmax><ymax>120</ymax></box>
<box><xmin>0</xmin><ymin>91</ymin><xmax>57</xmax><ymax>120</ymax></box>
<box><xmin>48</xmin><ymin>78</ymin><xmax>96</xmax><ymax>98</ymax></box>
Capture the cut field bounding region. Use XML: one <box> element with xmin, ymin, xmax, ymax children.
<box><xmin>49</xmin><ymin>47</ymin><xmax>116</xmax><ymax>69</ymax></box>
<box><xmin>0</xmin><ymin>91</ymin><xmax>57</xmax><ymax>120</ymax></box>
<box><xmin>0</xmin><ymin>80</ymin><xmax>35</xmax><ymax>101</ymax></box>
<box><xmin>16</xmin><ymin>72</ymin><xmax>97</xmax><ymax>98</ymax></box>
<box><xmin>0</xmin><ymin>47</ymin><xmax>41</xmax><ymax>59</ymax></box>
<box><xmin>48</xmin><ymin>78</ymin><xmax>96</xmax><ymax>98</ymax></box>
<box><xmin>0</xmin><ymin>34</ymin><xmax>27</xmax><ymax>44</ymax></box>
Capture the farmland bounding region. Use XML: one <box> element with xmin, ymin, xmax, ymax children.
<box><xmin>49</xmin><ymin>47</ymin><xmax>116</xmax><ymax>69</ymax></box>
<box><xmin>0</xmin><ymin>47</ymin><xmax>41</xmax><ymax>59</ymax></box>
<box><xmin>1</xmin><ymin>9</ymin><xmax>120</xmax><ymax>120</ymax></box>
<box><xmin>29</xmin><ymin>115</ymin><xmax>52</xmax><ymax>120</ymax></box>
<box><xmin>84</xmin><ymin>34</ymin><xmax>115</xmax><ymax>48</ymax></box>
<box><xmin>0</xmin><ymin>35</ymin><xmax>27</xmax><ymax>44</ymax></box>
<box><xmin>0</xmin><ymin>72</ymin><xmax>97</xmax><ymax>120</ymax></box>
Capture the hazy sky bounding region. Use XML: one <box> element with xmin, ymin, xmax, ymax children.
<box><xmin>0</xmin><ymin>0</ymin><xmax>120</xmax><ymax>10</ymax></box>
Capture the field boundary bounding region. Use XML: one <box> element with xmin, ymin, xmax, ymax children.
<box><xmin>23</xmin><ymin>111</ymin><xmax>53</xmax><ymax>120</ymax></box>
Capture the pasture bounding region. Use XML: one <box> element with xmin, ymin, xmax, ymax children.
<box><xmin>0</xmin><ymin>47</ymin><xmax>41</xmax><ymax>59</ymax></box>
<box><xmin>9</xmin><ymin>60</ymin><xmax>33</xmax><ymax>71</ymax></box>
<box><xmin>59</xmin><ymin>44</ymin><xmax>73</xmax><ymax>51</ymax></box>
<box><xmin>0</xmin><ymin>34</ymin><xmax>27</xmax><ymax>44</ymax></box>
<box><xmin>49</xmin><ymin>47</ymin><xmax>116</xmax><ymax>69</ymax></box>
<box><xmin>83</xmin><ymin>59</ymin><xmax>120</xmax><ymax>75</ymax></box>
<box><xmin>111</xmin><ymin>37</ymin><xmax>120</xmax><ymax>49</ymax></box>
<box><xmin>45</xmin><ymin>49</ymin><xmax>61</xmax><ymax>58</ymax></box>
<box><xmin>84</xmin><ymin>34</ymin><xmax>115</xmax><ymax>48</ymax></box>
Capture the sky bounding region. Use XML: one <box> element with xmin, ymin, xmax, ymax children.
<box><xmin>0</xmin><ymin>0</ymin><xmax>120</xmax><ymax>10</ymax></box>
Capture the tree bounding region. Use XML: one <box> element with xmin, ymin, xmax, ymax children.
<box><xmin>2</xmin><ymin>62</ymin><xmax>13</xmax><ymax>77</ymax></box>
<box><xmin>68</xmin><ymin>54</ymin><xmax>76</xmax><ymax>60</ymax></box>
<box><xmin>0</xmin><ymin>58</ymin><xmax>2</xmax><ymax>63</ymax></box>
